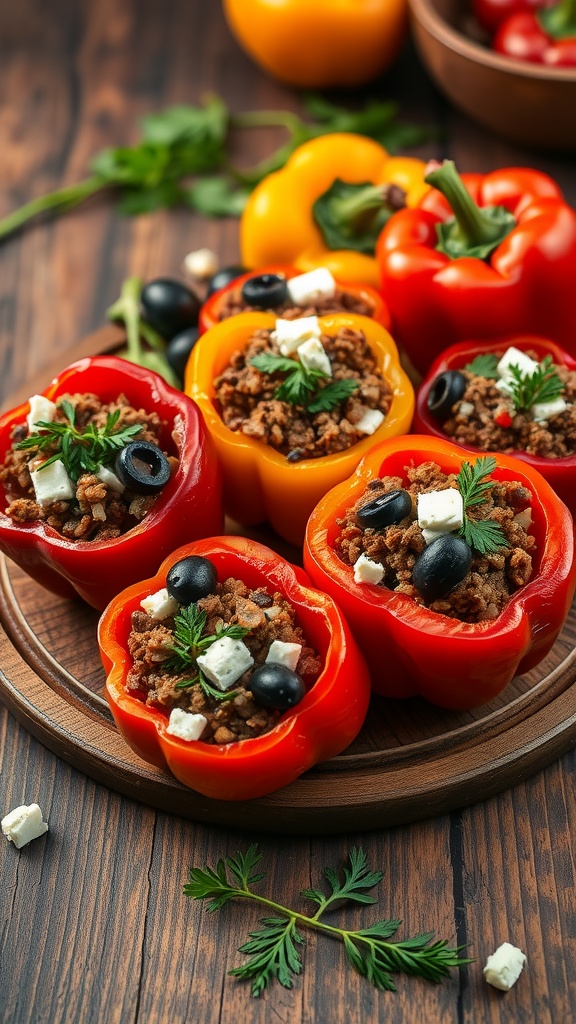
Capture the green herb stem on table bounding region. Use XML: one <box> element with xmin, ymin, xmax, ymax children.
<box><xmin>106</xmin><ymin>276</ymin><xmax>179</xmax><ymax>388</ymax></box>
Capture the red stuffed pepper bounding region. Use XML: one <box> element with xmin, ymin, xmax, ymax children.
<box><xmin>99</xmin><ymin>536</ymin><xmax>371</xmax><ymax>801</ymax></box>
<box><xmin>0</xmin><ymin>356</ymin><xmax>223</xmax><ymax>609</ymax></box>
<box><xmin>303</xmin><ymin>435</ymin><xmax>576</xmax><ymax>710</ymax></box>
<box><xmin>198</xmin><ymin>263</ymin><xmax>391</xmax><ymax>334</ymax></box>
<box><xmin>414</xmin><ymin>336</ymin><xmax>576</xmax><ymax>516</ymax></box>
<box><xmin>376</xmin><ymin>160</ymin><xmax>576</xmax><ymax>375</ymax></box>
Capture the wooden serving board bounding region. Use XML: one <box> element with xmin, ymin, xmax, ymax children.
<box><xmin>1</xmin><ymin>326</ymin><xmax>576</xmax><ymax>834</ymax></box>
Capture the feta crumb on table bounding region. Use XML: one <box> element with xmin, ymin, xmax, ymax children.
<box><xmin>483</xmin><ymin>941</ymin><xmax>527</xmax><ymax>991</ymax></box>
<box><xmin>2</xmin><ymin>803</ymin><xmax>48</xmax><ymax>849</ymax></box>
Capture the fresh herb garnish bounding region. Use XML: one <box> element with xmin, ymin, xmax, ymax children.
<box><xmin>166</xmin><ymin>602</ymin><xmax>250</xmax><ymax>702</ymax></box>
<box><xmin>464</xmin><ymin>353</ymin><xmax>499</xmax><ymax>378</ymax></box>
<box><xmin>250</xmin><ymin>352</ymin><xmax>359</xmax><ymax>412</ymax></box>
<box><xmin>507</xmin><ymin>356</ymin><xmax>564</xmax><ymax>413</ymax></box>
<box><xmin>456</xmin><ymin>456</ymin><xmax>507</xmax><ymax>555</ymax></box>
<box><xmin>184</xmin><ymin>845</ymin><xmax>472</xmax><ymax>997</ymax></box>
<box><xmin>107</xmin><ymin>276</ymin><xmax>180</xmax><ymax>388</ymax></box>
<box><xmin>17</xmin><ymin>404</ymin><xmax>142</xmax><ymax>483</ymax></box>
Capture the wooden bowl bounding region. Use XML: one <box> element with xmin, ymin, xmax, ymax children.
<box><xmin>408</xmin><ymin>0</ymin><xmax>576</xmax><ymax>150</ymax></box>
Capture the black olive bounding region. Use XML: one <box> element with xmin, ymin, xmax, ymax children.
<box><xmin>205</xmin><ymin>265</ymin><xmax>246</xmax><ymax>298</ymax></box>
<box><xmin>140</xmin><ymin>278</ymin><xmax>201</xmax><ymax>340</ymax></box>
<box><xmin>166</xmin><ymin>327</ymin><xmax>199</xmax><ymax>380</ymax></box>
<box><xmin>286</xmin><ymin>448</ymin><xmax>307</xmax><ymax>462</ymax></box>
<box><xmin>241</xmin><ymin>273</ymin><xmax>289</xmax><ymax>309</ymax></box>
<box><xmin>412</xmin><ymin>534</ymin><xmax>472</xmax><ymax>603</ymax></box>
<box><xmin>357</xmin><ymin>489</ymin><xmax>412</xmax><ymax>530</ymax></box>
<box><xmin>248</xmin><ymin>663</ymin><xmax>305</xmax><ymax>710</ymax></box>
<box><xmin>427</xmin><ymin>371</ymin><xmax>467</xmax><ymax>419</ymax></box>
<box><xmin>166</xmin><ymin>556</ymin><xmax>218</xmax><ymax>605</ymax></box>
<box><xmin>115</xmin><ymin>441</ymin><xmax>171</xmax><ymax>495</ymax></box>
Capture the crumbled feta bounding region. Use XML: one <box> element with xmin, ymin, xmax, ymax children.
<box><xmin>417</xmin><ymin>488</ymin><xmax>464</xmax><ymax>534</ymax></box>
<box><xmin>140</xmin><ymin>588</ymin><xmax>179</xmax><ymax>621</ymax></box>
<box><xmin>2</xmin><ymin>803</ymin><xmax>48</xmax><ymax>849</ymax></box>
<box><xmin>26</xmin><ymin>395</ymin><xmax>58</xmax><ymax>433</ymax></box>
<box><xmin>265</xmin><ymin>639</ymin><xmax>302</xmax><ymax>671</ymax></box>
<box><xmin>96</xmin><ymin>465</ymin><xmax>126</xmax><ymax>493</ymax></box>
<box><xmin>458</xmin><ymin>400</ymin><xmax>475</xmax><ymax>418</ymax></box>
<box><xmin>483</xmin><ymin>942</ymin><xmax>526</xmax><ymax>991</ymax></box>
<box><xmin>531</xmin><ymin>396</ymin><xmax>568</xmax><ymax>423</ymax></box>
<box><xmin>272</xmin><ymin>316</ymin><xmax>321</xmax><ymax>355</ymax></box>
<box><xmin>513</xmin><ymin>507</ymin><xmax>532</xmax><ymax>530</ymax></box>
<box><xmin>183</xmin><ymin>247</ymin><xmax>219</xmax><ymax>280</ymax></box>
<box><xmin>30</xmin><ymin>459</ymin><xmax>75</xmax><ymax>506</ymax></box>
<box><xmin>421</xmin><ymin>528</ymin><xmax>449</xmax><ymax>546</ymax></box>
<box><xmin>353</xmin><ymin>554</ymin><xmax>385</xmax><ymax>585</ymax></box>
<box><xmin>197</xmin><ymin>636</ymin><xmax>254</xmax><ymax>690</ymax></box>
<box><xmin>286</xmin><ymin>267</ymin><xmax>336</xmax><ymax>306</ymax></box>
<box><xmin>166</xmin><ymin>708</ymin><xmax>208</xmax><ymax>742</ymax></box>
<box><xmin>354</xmin><ymin>408</ymin><xmax>385</xmax><ymax>436</ymax></box>
<box><xmin>264</xmin><ymin>606</ymin><xmax>282</xmax><ymax>620</ymax></box>
<box><xmin>497</xmin><ymin>347</ymin><xmax>538</xmax><ymax>382</ymax></box>
<box><xmin>297</xmin><ymin>337</ymin><xmax>332</xmax><ymax>376</ymax></box>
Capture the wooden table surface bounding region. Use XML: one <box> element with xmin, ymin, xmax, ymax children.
<box><xmin>1</xmin><ymin>2</ymin><xmax>576</xmax><ymax>1021</ymax></box>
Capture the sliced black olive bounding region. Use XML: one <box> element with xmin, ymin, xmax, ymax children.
<box><xmin>286</xmin><ymin>448</ymin><xmax>307</xmax><ymax>463</ymax></box>
<box><xmin>205</xmin><ymin>265</ymin><xmax>246</xmax><ymax>298</ymax></box>
<box><xmin>166</xmin><ymin>327</ymin><xmax>199</xmax><ymax>380</ymax></box>
<box><xmin>141</xmin><ymin>278</ymin><xmax>201</xmax><ymax>340</ymax></box>
<box><xmin>357</xmin><ymin>489</ymin><xmax>412</xmax><ymax>530</ymax></box>
<box><xmin>248</xmin><ymin>663</ymin><xmax>305</xmax><ymax>710</ymax></box>
<box><xmin>115</xmin><ymin>441</ymin><xmax>171</xmax><ymax>495</ymax></box>
<box><xmin>427</xmin><ymin>371</ymin><xmax>467</xmax><ymax>419</ymax></box>
<box><xmin>241</xmin><ymin>273</ymin><xmax>289</xmax><ymax>309</ymax></box>
<box><xmin>166</xmin><ymin>556</ymin><xmax>218</xmax><ymax>605</ymax></box>
<box><xmin>412</xmin><ymin>534</ymin><xmax>472</xmax><ymax>603</ymax></box>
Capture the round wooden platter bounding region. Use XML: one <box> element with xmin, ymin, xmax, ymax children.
<box><xmin>1</xmin><ymin>325</ymin><xmax>576</xmax><ymax>835</ymax></box>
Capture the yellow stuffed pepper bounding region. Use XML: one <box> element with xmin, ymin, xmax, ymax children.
<box><xmin>240</xmin><ymin>133</ymin><xmax>428</xmax><ymax>289</ymax></box>
<box><xmin>185</xmin><ymin>311</ymin><xmax>414</xmax><ymax>546</ymax></box>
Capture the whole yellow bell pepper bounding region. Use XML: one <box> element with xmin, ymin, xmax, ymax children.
<box><xmin>240</xmin><ymin>134</ymin><xmax>428</xmax><ymax>289</ymax></box>
<box><xmin>223</xmin><ymin>0</ymin><xmax>408</xmax><ymax>89</ymax></box>
<box><xmin>185</xmin><ymin>310</ymin><xmax>414</xmax><ymax>546</ymax></box>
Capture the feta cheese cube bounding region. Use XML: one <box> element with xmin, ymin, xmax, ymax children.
<box><xmin>458</xmin><ymin>401</ymin><xmax>475</xmax><ymax>418</ymax></box>
<box><xmin>273</xmin><ymin>316</ymin><xmax>321</xmax><ymax>355</ymax></box>
<box><xmin>140</xmin><ymin>588</ymin><xmax>179</xmax><ymax>621</ymax></box>
<box><xmin>196</xmin><ymin>636</ymin><xmax>254</xmax><ymax>691</ymax></box>
<box><xmin>286</xmin><ymin>267</ymin><xmax>336</xmax><ymax>306</ymax></box>
<box><xmin>2</xmin><ymin>803</ymin><xmax>48</xmax><ymax>849</ymax></box>
<box><xmin>483</xmin><ymin>942</ymin><xmax>527</xmax><ymax>991</ymax></box>
<box><xmin>26</xmin><ymin>395</ymin><xmax>58</xmax><ymax>433</ymax></box>
<box><xmin>166</xmin><ymin>708</ymin><xmax>208</xmax><ymax>742</ymax></box>
<box><xmin>421</xmin><ymin>527</ymin><xmax>449</xmax><ymax>546</ymax></box>
<box><xmin>354</xmin><ymin>408</ymin><xmax>385</xmax><ymax>436</ymax></box>
<box><xmin>497</xmin><ymin>347</ymin><xmax>538</xmax><ymax>382</ymax></box>
<box><xmin>96</xmin><ymin>465</ymin><xmax>126</xmax><ymax>493</ymax></box>
<box><xmin>297</xmin><ymin>337</ymin><xmax>332</xmax><ymax>376</ymax></box>
<box><xmin>417</xmin><ymin>488</ymin><xmax>463</xmax><ymax>534</ymax></box>
<box><xmin>353</xmin><ymin>554</ymin><xmax>385</xmax><ymax>585</ymax></box>
<box><xmin>30</xmin><ymin>459</ymin><xmax>75</xmax><ymax>506</ymax></box>
<box><xmin>183</xmin><ymin>247</ymin><xmax>219</xmax><ymax>281</ymax></box>
<box><xmin>265</xmin><ymin>640</ymin><xmax>302</xmax><ymax>671</ymax></box>
<box><xmin>531</xmin><ymin>396</ymin><xmax>568</xmax><ymax>422</ymax></box>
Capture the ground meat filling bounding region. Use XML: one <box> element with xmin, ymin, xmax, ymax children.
<box><xmin>125</xmin><ymin>576</ymin><xmax>323</xmax><ymax>744</ymax></box>
<box><xmin>217</xmin><ymin>284</ymin><xmax>374</xmax><ymax>322</ymax></box>
<box><xmin>440</xmin><ymin>361</ymin><xmax>576</xmax><ymax>458</ymax></box>
<box><xmin>0</xmin><ymin>393</ymin><xmax>174</xmax><ymax>541</ymax></box>
<box><xmin>214</xmin><ymin>326</ymin><xmax>392</xmax><ymax>459</ymax></box>
<box><xmin>335</xmin><ymin>461</ymin><xmax>535</xmax><ymax>623</ymax></box>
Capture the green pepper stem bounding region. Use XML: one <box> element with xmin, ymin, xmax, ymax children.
<box><xmin>0</xmin><ymin>176</ymin><xmax>103</xmax><ymax>241</ymax></box>
<box><xmin>424</xmin><ymin>160</ymin><xmax>505</xmax><ymax>250</ymax></box>
<box><xmin>328</xmin><ymin>183</ymin><xmax>406</xmax><ymax>234</ymax></box>
<box><xmin>539</xmin><ymin>0</ymin><xmax>576</xmax><ymax>37</ymax></box>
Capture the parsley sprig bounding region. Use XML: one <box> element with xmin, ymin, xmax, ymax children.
<box><xmin>17</xmin><ymin>400</ymin><xmax>142</xmax><ymax>482</ymax></box>
<box><xmin>456</xmin><ymin>456</ymin><xmax>507</xmax><ymax>555</ymax></box>
<box><xmin>464</xmin><ymin>353</ymin><xmax>499</xmax><ymax>378</ymax></box>
<box><xmin>250</xmin><ymin>352</ymin><xmax>359</xmax><ymax>413</ymax></box>
<box><xmin>507</xmin><ymin>356</ymin><xmax>564</xmax><ymax>413</ymax></box>
<box><xmin>166</xmin><ymin>603</ymin><xmax>250</xmax><ymax>702</ymax></box>
<box><xmin>184</xmin><ymin>845</ymin><xmax>472</xmax><ymax>997</ymax></box>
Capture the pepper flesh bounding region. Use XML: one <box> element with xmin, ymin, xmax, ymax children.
<box><xmin>413</xmin><ymin>336</ymin><xmax>576</xmax><ymax>517</ymax></box>
<box><xmin>99</xmin><ymin>536</ymin><xmax>371</xmax><ymax>801</ymax></box>
<box><xmin>303</xmin><ymin>435</ymin><xmax>576</xmax><ymax>710</ymax></box>
<box><xmin>198</xmin><ymin>264</ymin><xmax>391</xmax><ymax>335</ymax></box>
<box><xmin>185</xmin><ymin>311</ymin><xmax>414</xmax><ymax>546</ymax></box>
<box><xmin>241</xmin><ymin>134</ymin><xmax>428</xmax><ymax>289</ymax></box>
<box><xmin>0</xmin><ymin>356</ymin><xmax>223</xmax><ymax>609</ymax></box>
<box><xmin>377</xmin><ymin>165</ymin><xmax>576</xmax><ymax>375</ymax></box>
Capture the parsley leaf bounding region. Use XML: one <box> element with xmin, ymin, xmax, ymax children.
<box><xmin>165</xmin><ymin>602</ymin><xmax>250</xmax><ymax>702</ymax></box>
<box><xmin>464</xmin><ymin>353</ymin><xmax>499</xmax><ymax>378</ymax></box>
<box><xmin>507</xmin><ymin>356</ymin><xmax>564</xmax><ymax>413</ymax></box>
<box><xmin>250</xmin><ymin>352</ymin><xmax>359</xmax><ymax>412</ymax></box>
<box><xmin>456</xmin><ymin>457</ymin><xmax>507</xmax><ymax>555</ymax></box>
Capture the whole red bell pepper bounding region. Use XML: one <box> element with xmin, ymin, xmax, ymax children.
<box><xmin>0</xmin><ymin>356</ymin><xmax>223</xmax><ymax>609</ymax></box>
<box><xmin>198</xmin><ymin>263</ymin><xmax>391</xmax><ymax>334</ymax></box>
<box><xmin>493</xmin><ymin>0</ymin><xmax>576</xmax><ymax>65</ymax></box>
<box><xmin>413</xmin><ymin>335</ymin><xmax>576</xmax><ymax>516</ymax></box>
<box><xmin>473</xmin><ymin>0</ymin><xmax>552</xmax><ymax>34</ymax></box>
<box><xmin>99</xmin><ymin>536</ymin><xmax>371</xmax><ymax>801</ymax></box>
<box><xmin>303</xmin><ymin>435</ymin><xmax>576</xmax><ymax>710</ymax></box>
<box><xmin>376</xmin><ymin>160</ymin><xmax>576</xmax><ymax>375</ymax></box>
